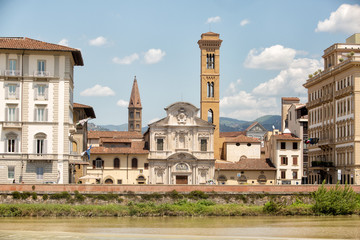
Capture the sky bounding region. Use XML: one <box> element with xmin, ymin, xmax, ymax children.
<box><xmin>1</xmin><ymin>0</ymin><xmax>360</xmax><ymax>126</ymax></box>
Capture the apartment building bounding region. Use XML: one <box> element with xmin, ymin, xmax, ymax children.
<box><xmin>265</xmin><ymin>129</ymin><xmax>303</xmax><ymax>185</ymax></box>
<box><xmin>285</xmin><ymin>102</ymin><xmax>308</xmax><ymax>183</ymax></box>
<box><xmin>0</xmin><ymin>37</ymin><xmax>83</xmax><ymax>184</ymax></box>
<box><xmin>303</xmin><ymin>33</ymin><xmax>360</xmax><ymax>184</ymax></box>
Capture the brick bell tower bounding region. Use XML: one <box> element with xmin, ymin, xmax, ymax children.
<box><xmin>128</xmin><ymin>76</ymin><xmax>142</xmax><ymax>132</ymax></box>
<box><xmin>198</xmin><ymin>32</ymin><xmax>222</xmax><ymax>159</ymax></box>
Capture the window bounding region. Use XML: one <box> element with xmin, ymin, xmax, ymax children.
<box><xmin>281</xmin><ymin>157</ymin><xmax>288</xmax><ymax>165</ymax></box>
<box><xmin>8</xmin><ymin>166</ymin><xmax>14</xmax><ymax>179</ymax></box>
<box><xmin>95</xmin><ymin>158</ymin><xmax>103</xmax><ymax>169</ymax></box>
<box><xmin>114</xmin><ymin>158</ymin><xmax>120</xmax><ymax>169</ymax></box>
<box><xmin>144</xmin><ymin>163</ymin><xmax>149</xmax><ymax>170</ymax></box>
<box><xmin>130</xmin><ymin>111</ymin><xmax>134</xmax><ymax>119</ymax></box>
<box><xmin>281</xmin><ymin>170</ymin><xmax>286</xmax><ymax>179</ymax></box>
<box><xmin>293</xmin><ymin>171</ymin><xmax>298</xmax><ymax>179</ymax></box>
<box><xmin>208</xmin><ymin>109</ymin><xmax>213</xmax><ymax>123</ymax></box>
<box><xmin>206</xmin><ymin>53</ymin><xmax>215</xmax><ymax>69</ymax></box>
<box><xmin>34</xmin><ymin>106</ymin><xmax>47</xmax><ymax>122</ymax></box>
<box><xmin>281</xmin><ymin>142</ymin><xmax>286</xmax><ymax>149</ymax></box>
<box><xmin>35</xmin><ymin>84</ymin><xmax>48</xmax><ymax>100</ymax></box>
<box><xmin>132</xmin><ymin>158</ymin><xmax>138</xmax><ymax>169</ymax></box>
<box><xmin>8</xmin><ymin>84</ymin><xmax>16</xmax><ymax>97</ymax></box>
<box><xmin>7</xmin><ymin>106</ymin><xmax>18</xmax><ymax>122</ymax></box>
<box><xmin>37</xmin><ymin>85</ymin><xmax>45</xmax><ymax>97</ymax></box>
<box><xmin>293</xmin><ymin>142</ymin><xmax>298</xmax><ymax>149</ymax></box>
<box><xmin>6</xmin><ymin>132</ymin><xmax>18</xmax><ymax>153</ymax></box>
<box><xmin>157</xmin><ymin>139</ymin><xmax>164</xmax><ymax>151</ymax></box>
<box><xmin>136</xmin><ymin>124</ymin><xmax>140</xmax><ymax>129</ymax></box>
<box><xmin>34</xmin><ymin>133</ymin><xmax>47</xmax><ymax>155</ymax></box>
<box><xmin>37</xmin><ymin>60</ymin><xmax>45</xmax><ymax>73</ymax></box>
<box><xmin>117</xmin><ymin>179</ymin><xmax>122</xmax><ymax>184</ymax></box>
<box><xmin>9</xmin><ymin>59</ymin><xmax>16</xmax><ymax>71</ymax></box>
<box><xmin>36</xmin><ymin>167</ymin><xmax>44</xmax><ymax>180</ymax></box>
<box><xmin>136</xmin><ymin>112</ymin><xmax>140</xmax><ymax>118</ymax></box>
<box><xmin>130</xmin><ymin>124</ymin><xmax>134</xmax><ymax>130</ymax></box>
<box><xmin>200</xmin><ymin>139</ymin><xmax>207</xmax><ymax>151</ymax></box>
<box><xmin>293</xmin><ymin>156</ymin><xmax>298</xmax><ymax>165</ymax></box>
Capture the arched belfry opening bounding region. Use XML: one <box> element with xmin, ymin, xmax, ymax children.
<box><xmin>208</xmin><ymin>109</ymin><xmax>213</xmax><ymax>123</ymax></box>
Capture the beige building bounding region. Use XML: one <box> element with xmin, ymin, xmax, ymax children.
<box><xmin>147</xmin><ymin>102</ymin><xmax>215</xmax><ymax>184</ymax></box>
<box><xmin>265</xmin><ymin>129</ymin><xmax>303</xmax><ymax>185</ymax></box>
<box><xmin>215</xmin><ymin>135</ymin><xmax>276</xmax><ymax>185</ymax></box>
<box><xmin>303</xmin><ymin>33</ymin><xmax>360</xmax><ymax>185</ymax></box>
<box><xmin>85</xmin><ymin>131</ymin><xmax>149</xmax><ymax>184</ymax></box>
<box><xmin>0</xmin><ymin>37</ymin><xmax>83</xmax><ymax>184</ymax></box>
<box><xmin>70</xmin><ymin>103</ymin><xmax>96</xmax><ymax>183</ymax></box>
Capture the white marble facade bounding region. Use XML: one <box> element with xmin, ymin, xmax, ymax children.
<box><xmin>148</xmin><ymin>102</ymin><xmax>215</xmax><ymax>184</ymax></box>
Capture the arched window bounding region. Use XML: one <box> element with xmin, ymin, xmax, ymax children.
<box><xmin>114</xmin><ymin>158</ymin><xmax>120</xmax><ymax>169</ymax></box>
<box><xmin>6</xmin><ymin>132</ymin><xmax>18</xmax><ymax>153</ymax></box>
<box><xmin>210</xmin><ymin>82</ymin><xmax>214</xmax><ymax>97</ymax></box>
<box><xmin>208</xmin><ymin>109</ymin><xmax>213</xmax><ymax>123</ymax></box>
<box><xmin>132</xmin><ymin>158</ymin><xmax>138</xmax><ymax>169</ymax></box>
<box><xmin>105</xmin><ymin>178</ymin><xmax>113</xmax><ymax>184</ymax></box>
<box><xmin>34</xmin><ymin>132</ymin><xmax>47</xmax><ymax>155</ymax></box>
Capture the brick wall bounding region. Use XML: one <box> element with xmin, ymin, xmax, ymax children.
<box><xmin>1</xmin><ymin>184</ymin><xmax>360</xmax><ymax>194</ymax></box>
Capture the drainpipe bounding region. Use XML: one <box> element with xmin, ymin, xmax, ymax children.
<box><xmin>20</xmin><ymin>50</ymin><xmax>25</xmax><ymax>183</ymax></box>
<box><xmin>126</xmin><ymin>154</ymin><xmax>129</xmax><ymax>182</ymax></box>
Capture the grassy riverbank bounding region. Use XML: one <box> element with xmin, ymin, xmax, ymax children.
<box><xmin>0</xmin><ymin>183</ymin><xmax>358</xmax><ymax>217</ymax></box>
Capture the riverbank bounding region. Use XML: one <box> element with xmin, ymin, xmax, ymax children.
<box><xmin>0</xmin><ymin>184</ymin><xmax>359</xmax><ymax>217</ymax></box>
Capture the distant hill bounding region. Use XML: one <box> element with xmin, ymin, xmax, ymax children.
<box><xmin>88</xmin><ymin>115</ymin><xmax>281</xmax><ymax>133</ymax></box>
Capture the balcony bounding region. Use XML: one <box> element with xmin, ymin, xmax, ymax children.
<box><xmin>306</xmin><ymin>98</ymin><xmax>322</xmax><ymax>109</ymax></box>
<box><xmin>3</xmin><ymin>121</ymin><xmax>22</xmax><ymax>129</ymax></box>
<box><xmin>4</xmin><ymin>70</ymin><xmax>21</xmax><ymax>77</ymax></box>
<box><xmin>335</xmin><ymin>86</ymin><xmax>353</xmax><ymax>99</ymax></box>
<box><xmin>33</xmin><ymin>71</ymin><xmax>51</xmax><ymax>78</ymax></box>
<box><xmin>27</xmin><ymin>154</ymin><xmax>56</xmax><ymax>162</ymax></box>
<box><xmin>321</xmin><ymin>93</ymin><xmax>333</xmax><ymax>102</ymax></box>
<box><xmin>311</xmin><ymin>161</ymin><xmax>334</xmax><ymax>168</ymax></box>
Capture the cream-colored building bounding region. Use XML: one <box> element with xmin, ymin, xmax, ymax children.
<box><xmin>266</xmin><ymin>129</ymin><xmax>303</xmax><ymax>185</ymax></box>
<box><xmin>0</xmin><ymin>37</ymin><xmax>83</xmax><ymax>184</ymax></box>
<box><xmin>85</xmin><ymin>131</ymin><xmax>149</xmax><ymax>184</ymax></box>
<box><xmin>215</xmin><ymin>135</ymin><xmax>276</xmax><ymax>185</ymax></box>
<box><xmin>303</xmin><ymin>33</ymin><xmax>360</xmax><ymax>185</ymax></box>
<box><xmin>147</xmin><ymin>102</ymin><xmax>215</xmax><ymax>184</ymax></box>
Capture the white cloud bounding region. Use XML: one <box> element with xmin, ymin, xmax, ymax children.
<box><xmin>252</xmin><ymin>58</ymin><xmax>322</xmax><ymax>96</ymax></box>
<box><xmin>221</xmin><ymin>54</ymin><xmax>322</xmax><ymax>120</ymax></box>
<box><xmin>113</xmin><ymin>53</ymin><xmax>139</xmax><ymax>65</ymax></box>
<box><xmin>244</xmin><ymin>45</ymin><xmax>297</xmax><ymax>70</ymax></box>
<box><xmin>144</xmin><ymin>49</ymin><xmax>166</xmax><ymax>64</ymax></box>
<box><xmin>207</xmin><ymin>16</ymin><xmax>221</xmax><ymax>24</ymax></box>
<box><xmin>240</xmin><ymin>19</ymin><xmax>250</xmax><ymax>26</ymax></box>
<box><xmin>58</xmin><ymin>39</ymin><xmax>69</xmax><ymax>46</ymax></box>
<box><xmin>116</xmin><ymin>99</ymin><xmax>129</xmax><ymax>107</ymax></box>
<box><xmin>315</xmin><ymin>4</ymin><xmax>360</xmax><ymax>34</ymax></box>
<box><xmin>89</xmin><ymin>36</ymin><xmax>107</xmax><ymax>46</ymax></box>
<box><xmin>80</xmin><ymin>84</ymin><xmax>115</xmax><ymax>97</ymax></box>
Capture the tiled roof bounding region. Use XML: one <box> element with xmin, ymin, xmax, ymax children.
<box><xmin>100</xmin><ymin>138</ymin><xmax>132</xmax><ymax>143</ymax></box>
<box><xmin>0</xmin><ymin>37</ymin><xmax>83</xmax><ymax>65</ymax></box>
<box><xmin>74</xmin><ymin>102</ymin><xmax>96</xmax><ymax>118</ymax></box>
<box><xmin>245</xmin><ymin>121</ymin><xmax>258</xmax><ymax>132</ymax></box>
<box><xmin>220</xmin><ymin>131</ymin><xmax>245</xmax><ymax>138</ymax></box>
<box><xmin>281</xmin><ymin>97</ymin><xmax>300</xmax><ymax>101</ymax></box>
<box><xmin>88</xmin><ymin>131</ymin><xmax>143</xmax><ymax>139</ymax></box>
<box><xmin>225</xmin><ymin>135</ymin><xmax>260</xmax><ymax>143</ymax></box>
<box><xmin>215</xmin><ymin>159</ymin><xmax>276</xmax><ymax>171</ymax></box>
<box><xmin>273</xmin><ymin>134</ymin><xmax>301</xmax><ymax>141</ymax></box>
<box><xmin>90</xmin><ymin>141</ymin><xmax>149</xmax><ymax>154</ymax></box>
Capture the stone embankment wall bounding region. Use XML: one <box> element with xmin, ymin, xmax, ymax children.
<box><xmin>0</xmin><ymin>184</ymin><xmax>360</xmax><ymax>194</ymax></box>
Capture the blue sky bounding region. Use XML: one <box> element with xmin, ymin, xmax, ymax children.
<box><xmin>1</xmin><ymin>0</ymin><xmax>360</xmax><ymax>126</ymax></box>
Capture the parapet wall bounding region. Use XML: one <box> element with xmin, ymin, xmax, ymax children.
<box><xmin>1</xmin><ymin>184</ymin><xmax>360</xmax><ymax>194</ymax></box>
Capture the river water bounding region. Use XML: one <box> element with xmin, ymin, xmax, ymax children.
<box><xmin>0</xmin><ymin>216</ymin><xmax>359</xmax><ymax>239</ymax></box>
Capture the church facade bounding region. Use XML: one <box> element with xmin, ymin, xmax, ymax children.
<box><xmin>146</xmin><ymin>102</ymin><xmax>215</xmax><ymax>184</ymax></box>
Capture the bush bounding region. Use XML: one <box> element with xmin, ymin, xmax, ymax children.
<box><xmin>188</xmin><ymin>190</ymin><xmax>209</xmax><ymax>200</ymax></box>
<box><xmin>312</xmin><ymin>182</ymin><xmax>357</xmax><ymax>215</ymax></box>
<box><xmin>263</xmin><ymin>201</ymin><xmax>280</xmax><ymax>213</ymax></box>
<box><xmin>31</xmin><ymin>192</ymin><xmax>37</xmax><ymax>200</ymax></box>
<box><xmin>166</xmin><ymin>190</ymin><xmax>183</xmax><ymax>200</ymax></box>
<box><xmin>12</xmin><ymin>191</ymin><xmax>21</xmax><ymax>199</ymax></box>
<box><xmin>74</xmin><ymin>191</ymin><xmax>85</xmax><ymax>202</ymax></box>
<box><xmin>50</xmin><ymin>191</ymin><xmax>71</xmax><ymax>200</ymax></box>
<box><xmin>43</xmin><ymin>194</ymin><xmax>48</xmax><ymax>200</ymax></box>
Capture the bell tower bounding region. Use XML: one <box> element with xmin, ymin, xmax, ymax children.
<box><xmin>128</xmin><ymin>76</ymin><xmax>142</xmax><ymax>132</ymax></box>
<box><xmin>198</xmin><ymin>32</ymin><xmax>222</xmax><ymax>159</ymax></box>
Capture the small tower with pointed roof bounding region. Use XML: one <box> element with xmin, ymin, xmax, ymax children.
<box><xmin>128</xmin><ymin>76</ymin><xmax>142</xmax><ymax>132</ymax></box>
